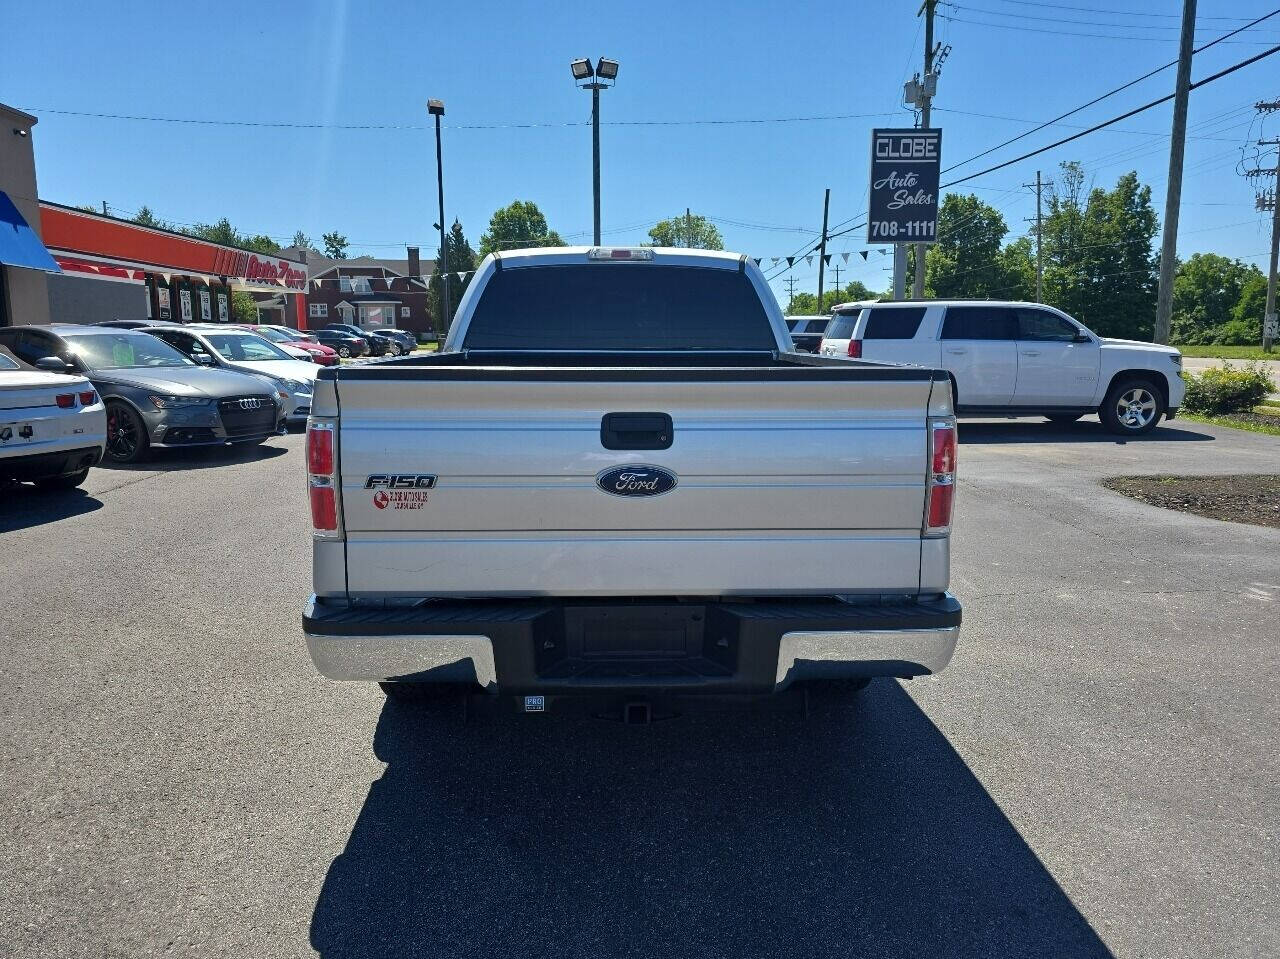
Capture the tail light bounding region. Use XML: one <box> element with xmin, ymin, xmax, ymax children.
<box><xmin>924</xmin><ymin>418</ymin><xmax>957</xmax><ymax>536</ymax></box>
<box><xmin>55</xmin><ymin>393</ymin><xmax>76</xmax><ymax>408</ymax></box>
<box><xmin>306</xmin><ymin>420</ymin><xmax>341</xmax><ymax>536</ymax></box>
<box><xmin>79</xmin><ymin>390</ymin><xmax>97</xmax><ymax>405</ymax></box>
<box><xmin>847</xmin><ymin>340</ymin><xmax>863</xmax><ymax>359</ymax></box>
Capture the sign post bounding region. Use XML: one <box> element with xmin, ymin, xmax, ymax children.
<box><xmin>868</xmin><ymin>128</ymin><xmax>942</xmax><ymax>298</ymax></box>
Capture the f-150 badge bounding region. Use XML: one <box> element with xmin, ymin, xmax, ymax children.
<box><xmin>596</xmin><ymin>465</ymin><xmax>677</xmax><ymax>497</ymax></box>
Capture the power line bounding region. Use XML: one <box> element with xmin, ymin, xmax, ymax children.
<box><xmin>20</xmin><ymin>106</ymin><xmax>901</xmax><ymax>132</ymax></box>
<box><xmin>938</xmin><ymin>12</ymin><xmax>1278</xmax><ymax>43</ymax></box>
<box><xmin>940</xmin><ymin>44</ymin><xmax>1280</xmax><ymax>190</ymax></box>
<box><xmin>941</xmin><ymin>8</ymin><xmax>1280</xmax><ymax>174</ymax></box>
<box><xmin>969</xmin><ymin>0</ymin><xmax>1264</xmax><ymax>21</ymax></box>
<box><xmin>950</xmin><ymin>2</ymin><xmax>1280</xmax><ymax>32</ymax></box>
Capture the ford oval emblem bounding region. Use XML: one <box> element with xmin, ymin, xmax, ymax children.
<box><xmin>596</xmin><ymin>464</ymin><xmax>678</xmax><ymax>498</ymax></box>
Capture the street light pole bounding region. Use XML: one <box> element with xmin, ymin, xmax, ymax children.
<box><xmin>427</xmin><ymin>99</ymin><xmax>449</xmax><ymax>342</ymax></box>
<box><xmin>592</xmin><ymin>82</ymin><xmax>601</xmax><ymax>245</ymax></box>
<box><xmin>572</xmin><ymin>58</ymin><xmax>618</xmax><ymax>247</ymax></box>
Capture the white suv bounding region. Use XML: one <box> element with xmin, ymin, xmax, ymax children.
<box><xmin>820</xmin><ymin>300</ymin><xmax>1184</xmax><ymax>435</ymax></box>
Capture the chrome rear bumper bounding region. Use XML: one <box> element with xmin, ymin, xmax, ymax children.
<box><xmin>303</xmin><ymin>594</ymin><xmax>961</xmax><ymax>692</ymax></box>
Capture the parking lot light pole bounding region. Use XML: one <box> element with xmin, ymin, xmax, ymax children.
<box><xmin>571</xmin><ymin>58</ymin><xmax>618</xmax><ymax>245</ymax></box>
<box><xmin>427</xmin><ymin>99</ymin><xmax>449</xmax><ymax>341</ymax></box>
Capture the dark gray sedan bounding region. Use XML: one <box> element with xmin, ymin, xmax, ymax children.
<box><xmin>0</xmin><ymin>325</ymin><xmax>285</xmax><ymax>464</ymax></box>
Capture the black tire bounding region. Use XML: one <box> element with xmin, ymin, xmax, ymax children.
<box><xmin>1100</xmin><ymin>377</ymin><xmax>1164</xmax><ymax>436</ymax></box>
<box><xmin>104</xmin><ymin>401</ymin><xmax>149</xmax><ymax>463</ymax></box>
<box><xmin>388</xmin><ymin>342</ymin><xmax>403</xmax><ymax>356</ymax></box>
<box><xmin>1045</xmin><ymin>413</ymin><xmax>1082</xmax><ymax>424</ymax></box>
<box><xmin>337</xmin><ymin>345</ymin><xmax>351</xmax><ymax>358</ymax></box>
<box><xmin>379</xmin><ymin>681</ymin><xmax>462</xmax><ymax>703</ymax></box>
<box><xmin>35</xmin><ymin>468</ymin><xmax>89</xmax><ymax>491</ymax></box>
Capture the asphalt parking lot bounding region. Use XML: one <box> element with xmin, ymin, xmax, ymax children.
<box><xmin>1</xmin><ymin>415</ymin><xmax>1276</xmax><ymax>959</ymax></box>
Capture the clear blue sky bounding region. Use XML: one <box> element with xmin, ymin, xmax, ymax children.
<box><xmin>3</xmin><ymin>0</ymin><xmax>1276</xmax><ymax>305</ymax></box>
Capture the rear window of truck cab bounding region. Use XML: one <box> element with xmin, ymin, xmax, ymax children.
<box><xmin>462</xmin><ymin>264</ymin><xmax>777</xmax><ymax>351</ymax></box>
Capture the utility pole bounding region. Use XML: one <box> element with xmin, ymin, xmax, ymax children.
<box><xmin>912</xmin><ymin>0</ymin><xmax>938</xmax><ymax>299</ymax></box>
<box><xmin>816</xmin><ymin>189</ymin><xmax>831</xmax><ymax>312</ymax></box>
<box><xmin>1023</xmin><ymin>170</ymin><xmax>1050</xmax><ymax>302</ymax></box>
<box><xmin>101</xmin><ymin>200</ymin><xmax>108</xmax><ymax>216</ymax></box>
<box><xmin>830</xmin><ymin>261</ymin><xmax>843</xmax><ymax>296</ymax></box>
<box><xmin>686</xmin><ymin>207</ymin><xmax>692</xmax><ymax>247</ymax></box>
<box><xmin>1254</xmin><ymin>134</ymin><xmax>1280</xmax><ymax>352</ymax></box>
<box><xmin>1153</xmin><ymin>0</ymin><xmax>1197</xmax><ymax>345</ymax></box>
<box><xmin>784</xmin><ymin>275</ymin><xmax>799</xmax><ymax>307</ymax></box>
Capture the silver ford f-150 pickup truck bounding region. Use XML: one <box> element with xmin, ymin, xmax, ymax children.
<box><xmin>302</xmin><ymin>246</ymin><xmax>961</xmax><ymax>714</ymax></box>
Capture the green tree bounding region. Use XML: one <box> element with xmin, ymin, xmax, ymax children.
<box><xmin>996</xmin><ymin>236</ymin><xmax>1037</xmax><ymax>301</ymax></box>
<box><xmin>132</xmin><ymin>206</ymin><xmax>174</xmax><ymax>230</ymax></box>
<box><xmin>242</xmin><ymin>234</ymin><xmax>281</xmax><ymax>254</ymax></box>
<box><xmin>231</xmin><ymin>291</ymin><xmax>258</xmax><ymax>324</ymax></box>
<box><xmin>479</xmin><ymin>200</ymin><xmax>564</xmax><ymax>255</ymax></box>
<box><xmin>1231</xmin><ymin>270</ymin><xmax>1268</xmax><ymax>342</ymax></box>
<box><xmin>924</xmin><ymin>194</ymin><xmax>1011</xmax><ymax>298</ymax></box>
<box><xmin>322</xmin><ymin>232</ymin><xmax>349</xmax><ymax>259</ymax></box>
<box><xmin>430</xmin><ymin>219</ymin><xmax>477</xmax><ymax>334</ymax></box>
<box><xmin>1042</xmin><ymin>163</ymin><xmax>1158</xmax><ymax>339</ymax></box>
<box><xmin>785</xmin><ymin>280</ymin><xmax>878</xmax><ymax>315</ymax></box>
<box><xmin>647</xmin><ymin>212</ymin><xmax>724</xmax><ymax>250</ymax></box>
<box><xmin>1171</xmin><ymin>253</ymin><xmax>1264</xmax><ymax>345</ymax></box>
<box><xmin>292</xmin><ymin>230</ymin><xmax>315</xmax><ymax>251</ymax></box>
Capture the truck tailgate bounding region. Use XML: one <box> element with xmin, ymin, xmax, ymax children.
<box><xmin>331</xmin><ymin>368</ymin><xmax>937</xmax><ymax>597</ymax></box>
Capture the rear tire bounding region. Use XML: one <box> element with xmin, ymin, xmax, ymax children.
<box><xmin>337</xmin><ymin>345</ymin><xmax>351</xmax><ymax>358</ymax></box>
<box><xmin>35</xmin><ymin>468</ymin><xmax>89</xmax><ymax>491</ymax></box>
<box><xmin>388</xmin><ymin>342</ymin><xmax>403</xmax><ymax>356</ymax></box>
<box><xmin>1045</xmin><ymin>413</ymin><xmax>1082</xmax><ymax>424</ymax></box>
<box><xmin>1100</xmin><ymin>377</ymin><xmax>1164</xmax><ymax>436</ymax></box>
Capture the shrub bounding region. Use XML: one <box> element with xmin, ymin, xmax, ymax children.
<box><xmin>1210</xmin><ymin>318</ymin><xmax>1259</xmax><ymax>346</ymax></box>
<box><xmin>1182</xmin><ymin>362</ymin><xmax>1273</xmax><ymax>415</ymax></box>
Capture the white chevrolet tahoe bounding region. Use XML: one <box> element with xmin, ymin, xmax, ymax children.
<box><xmin>302</xmin><ymin>247</ymin><xmax>962</xmax><ymax>716</ymax></box>
<box><xmin>820</xmin><ymin>300</ymin><xmax>1184</xmax><ymax>435</ymax></box>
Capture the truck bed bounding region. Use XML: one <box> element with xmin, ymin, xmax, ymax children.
<box><xmin>312</xmin><ymin>350</ymin><xmax>951</xmax><ymax>601</ymax></box>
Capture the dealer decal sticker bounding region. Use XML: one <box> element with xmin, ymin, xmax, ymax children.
<box><xmin>373</xmin><ymin>489</ymin><xmax>429</xmax><ymax>510</ymax></box>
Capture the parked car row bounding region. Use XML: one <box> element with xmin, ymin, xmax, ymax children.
<box><xmin>0</xmin><ymin>325</ymin><xmax>293</xmax><ymax>472</ymax></box>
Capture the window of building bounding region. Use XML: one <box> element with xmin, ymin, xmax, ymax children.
<box><xmin>309</xmin><ymin>303</ymin><xmax>328</xmax><ymax>318</ymax></box>
<box><xmin>400</xmin><ymin>306</ymin><xmax>410</xmax><ymax>318</ymax></box>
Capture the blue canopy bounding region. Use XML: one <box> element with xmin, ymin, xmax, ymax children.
<box><xmin>0</xmin><ymin>191</ymin><xmax>60</xmax><ymax>272</ymax></box>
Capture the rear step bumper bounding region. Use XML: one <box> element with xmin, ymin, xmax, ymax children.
<box><xmin>303</xmin><ymin>594</ymin><xmax>961</xmax><ymax>694</ymax></box>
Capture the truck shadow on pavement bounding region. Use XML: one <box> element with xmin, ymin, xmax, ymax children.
<box><xmin>959</xmin><ymin>420</ymin><xmax>1213</xmax><ymax>445</ymax></box>
<box><xmin>310</xmin><ymin>682</ymin><xmax>1114</xmax><ymax>959</ymax></box>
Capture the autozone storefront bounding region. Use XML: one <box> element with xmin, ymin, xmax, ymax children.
<box><xmin>37</xmin><ymin>203</ymin><xmax>308</xmax><ymax>328</ymax></box>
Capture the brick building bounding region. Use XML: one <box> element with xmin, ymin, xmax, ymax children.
<box><xmin>275</xmin><ymin>246</ymin><xmax>437</xmax><ymax>338</ymax></box>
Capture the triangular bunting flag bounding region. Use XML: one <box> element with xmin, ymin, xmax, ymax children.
<box><xmin>823</xmin><ymin>255</ymin><xmax>831</xmax><ymax>266</ymax></box>
<box><xmin>860</xmin><ymin>251</ymin><xmax>869</xmax><ymax>260</ymax></box>
<box><xmin>455</xmin><ymin>272</ymin><xmax>465</xmax><ymax>282</ymax></box>
<box><xmin>842</xmin><ymin>253</ymin><xmax>850</xmax><ymax>264</ymax></box>
<box><xmin>877</xmin><ymin>248</ymin><xmax>888</xmax><ymax>256</ymax></box>
<box><xmin>804</xmin><ymin>255</ymin><xmax>813</xmax><ymax>267</ymax></box>
<box><xmin>753</xmin><ymin>258</ymin><xmax>762</xmax><ymax>267</ymax></box>
<box><xmin>786</xmin><ymin>257</ymin><xmax>795</xmax><ymax>268</ymax></box>
<box><xmin>770</xmin><ymin>257</ymin><xmax>780</xmax><ymax>266</ymax></box>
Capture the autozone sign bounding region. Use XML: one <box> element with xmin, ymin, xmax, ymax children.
<box><xmin>39</xmin><ymin>203</ymin><xmax>308</xmax><ymax>290</ymax></box>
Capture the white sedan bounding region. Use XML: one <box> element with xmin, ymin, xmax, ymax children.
<box><xmin>147</xmin><ymin>326</ymin><xmax>319</xmax><ymax>424</ymax></box>
<box><xmin>0</xmin><ymin>349</ymin><xmax>106</xmax><ymax>489</ymax></box>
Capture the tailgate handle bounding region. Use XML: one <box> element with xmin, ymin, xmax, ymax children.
<box><xmin>600</xmin><ymin>412</ymin><xmax>673</xmax><ymax>450</ymax></box>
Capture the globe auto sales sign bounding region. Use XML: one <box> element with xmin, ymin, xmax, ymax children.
<box><xmin>867</xmin><ymin>128</ymin><xmax>942</xmax><ymax>245</ymax></box>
